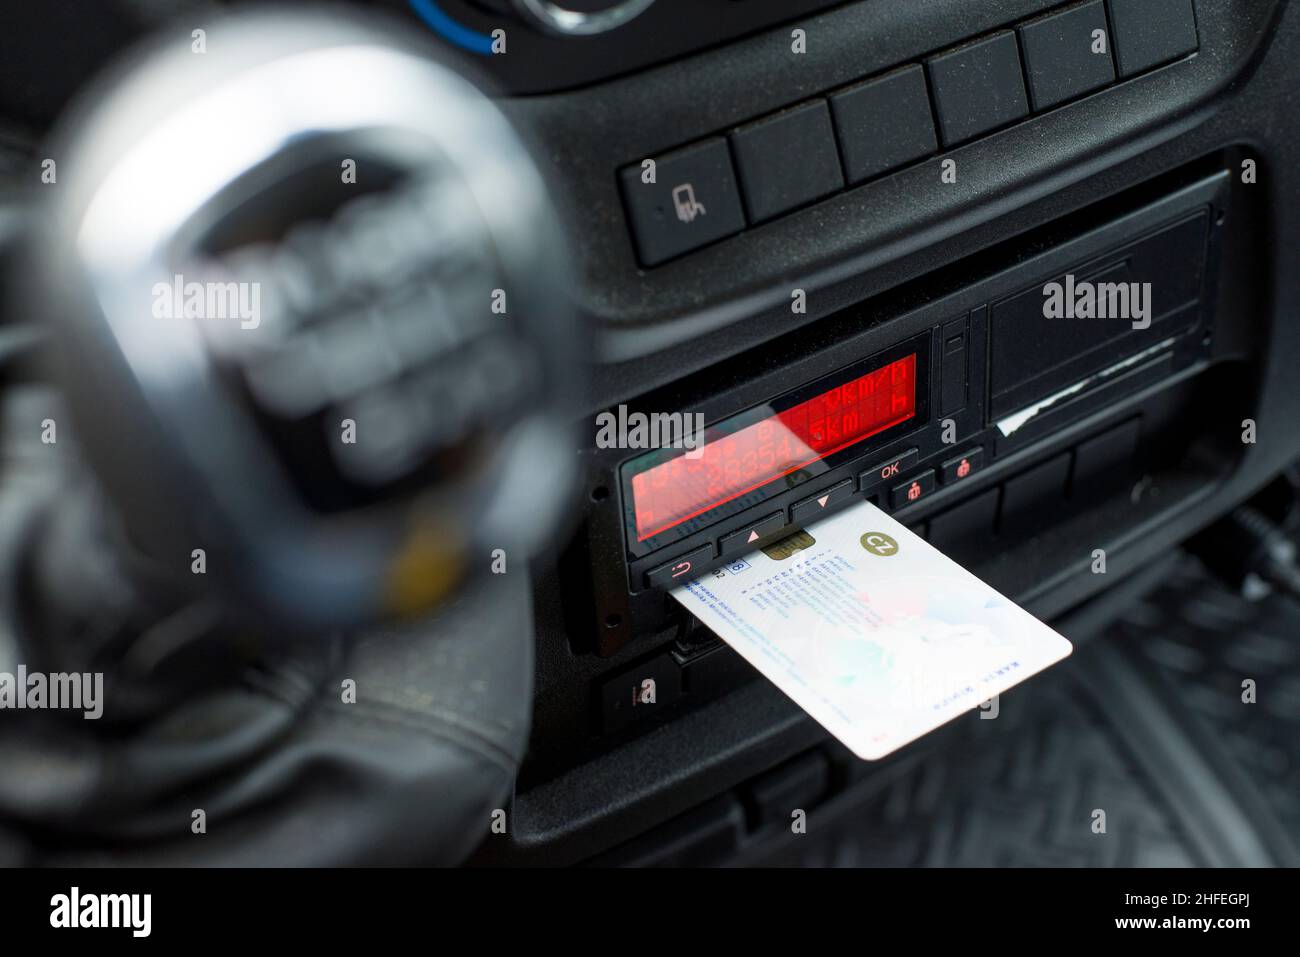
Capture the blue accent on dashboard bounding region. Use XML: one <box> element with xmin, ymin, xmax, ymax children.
<box><xmin>408</xmin><ymin>0</ymin><xmax>495</xmax><ymax>55</ymax></box>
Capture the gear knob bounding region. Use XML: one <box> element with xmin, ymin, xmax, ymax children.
<box><xmin>28</xmin><ymin>7</ymin><xmax>581</xmax><ymax>631</ymax></box>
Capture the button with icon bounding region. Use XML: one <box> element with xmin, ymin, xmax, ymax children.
<box><xmin>719</xmin><ymin>512</ymin><xmax>787</xmax><ymax>558</ymax></box>
<box><xmin>619</xmin><ymin>138</ymin><xmax>746</xmax><ymax>267</ymax></box>
<box><xmin>940</xmin><ymin>448</ymin><xmax>984</xmax><ymax>485</ymax></box>
<box><xmin>858</xmin><ymin>447</ymin><xmax>920</xmax><ymax>492</ymax></box>
<box><xmin>644</xmin><ymin>543</ymin><xmax>714</xmax><ymax>589</ymax></box>
<box><xmin>890</xmin><ymin>469</ymin><xmax>936</xmax><ymax>510</ymax></box>
<box><xmin>791</xmin><ymin>479</ymin><xmax>855</xmax><ymax>526</ymax></box>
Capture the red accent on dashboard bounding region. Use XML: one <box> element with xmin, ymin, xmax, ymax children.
<box><xmin>631</xmin><ymin>353</ymin><xmax>917</xmax><ymax>541</ymax></box>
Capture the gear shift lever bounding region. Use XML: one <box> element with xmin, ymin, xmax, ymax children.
<box><xmin>26</xmin><ymin>6</ymin><xmax>580</xmax><ymax>634</ymax></box>
<box><xmin>0</xmin><ymin>5</ymin><xmax>581</xmax><ymax>865</ymax></box>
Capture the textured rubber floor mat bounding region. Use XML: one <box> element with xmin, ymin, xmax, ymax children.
<box><xmin>746</xmin><ymin>553</ymin><xmax>1300</xmax><ymax>867</ymax></box>
<box><xmin>750</xmin><ymin>641</ymin><xmax>1204</xmax><ymax>866</ymax></box>
<box><xmin>1117</xmin><ymin>557</ymin><xmax>1300</xmax><ymax>863</ymax></box>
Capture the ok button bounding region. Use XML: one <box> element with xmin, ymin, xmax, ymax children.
<box><xmin>859</xmin><ymin>448</ymin><xmax>920</xmax><ymax>491</ymax></box>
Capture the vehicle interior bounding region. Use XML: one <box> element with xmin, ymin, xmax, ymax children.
<box><xmin>0</xmin><ymin>0</ymin><xmax>1298</xmax><ymax>868</ymax></box>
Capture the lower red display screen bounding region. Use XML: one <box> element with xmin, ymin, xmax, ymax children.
<box><xmin>629</xmin><ymin>352</ymin><xmax>918</xmax><ymax>542</ymax></box>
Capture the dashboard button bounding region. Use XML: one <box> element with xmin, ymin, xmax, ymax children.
<box><xmin>1072</xmin><ymin>418</ymin><xmax>1141</xmax><ymax>502</ymax></box>
<box><xmin>940</xmin><ymin>315</ymin><xmax>969</xmax><ymax>414</ymax></box>
<box><xmin>743</xmin><ymin>751</ymin><xmax>830</xmax><ymax>827</ymax></box>
<box><xmin>719</xmin><ymin>512</ymin><xmax>787</xmax><ymax>557</ymax></box>
<box><xmin>619</xmin><ymin>138</ymin><xmax>746</xmax><ymax>267</ymax></box>
<box><xmin>928</xmin><ymin>488</ymin><xmax>1000</xmax><ymax>565</ymax></box>
<box><xmin>940</xmin><ymin>448</ymin><xmax>984</xmax><ymax>485</ymax></box>
<box><xmin>927</xmin><ymin>32</ymin><xmax>1029</xmax><ymax>146</ymax></box>
<box><xmin>859</xmin><ymin>448</ymin><xmax>920</xmax><ymax>490</ymax></box>
<box><xmin>1108</xmin><ymin>0</ymin><xmax>1198</xmax><ymax>77</ymax></box>
<box><xmin>644</xmin><ymin>543</ymin><xmax>715</xmax><ymax>589</ymax></box>
<box><xmin>1018</xmin><ymin>1</ymin><xmax>1116</xmax><ymax>111</ymax></box>
<box><xmin>730</xmin><ymin>100</ymin><xmax>844</xmax><ymax>223</ymax></box>
<box><xmin>599</xmin><ymin>653</ymin><xmax>681</xmax><ymax>734</ymax></box>
<box><xmin>829</xmin><ymin>65</ymin><xmax>937</xmax><ymax>185</ymax></box>
<box><xmin>1001</xmin><ymin>453</ymin><xmax>1071</xmax><ymax>537</ymax></box>
<box><xmin>791</xmin><ymin>479</ymin><xmax>855</xmax><ymax>526</ymax></box>
<box><xmin>891</xmin><ymin>469</ymin><xmax>936</xmax><ymax>509</ymax></box>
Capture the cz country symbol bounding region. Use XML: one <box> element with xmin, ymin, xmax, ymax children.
<box><xmin>860</xmin><ymin>532</ymin><xmax>899</xmax><ymax>557</ymax></box>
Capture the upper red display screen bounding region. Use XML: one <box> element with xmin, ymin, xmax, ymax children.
<box><xmin>630</xmin><ymin>353</ymin><xmax>918</xmax><ymax>542</ymax></box>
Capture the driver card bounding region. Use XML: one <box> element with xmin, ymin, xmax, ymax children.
<box><xmin>672</xmin><ymin>499</ymin><xmax>1073</xmax><ymax>759</ymax></box>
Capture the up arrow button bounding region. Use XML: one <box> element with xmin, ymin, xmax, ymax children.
<box><xmin>720</xmin><ymin>512</ymin><xmax>787</xmax><ymax>558</ymax></box>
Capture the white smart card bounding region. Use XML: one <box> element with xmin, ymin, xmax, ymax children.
<box><xmin>672</xmin><ymin>499</ymin><xmax>1073</xmax><ymax>760</ymax></box>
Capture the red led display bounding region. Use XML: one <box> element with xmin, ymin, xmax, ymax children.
<box><xmin>631</xmin><ymin>353</ymin><xmax>917</xmax><ymax>542</ymax></box>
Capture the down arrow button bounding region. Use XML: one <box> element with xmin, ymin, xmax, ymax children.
<box><xmin>791</xmin><ymin>479</ymin><xmax>856</xmax><ymax>528</ymax></box>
